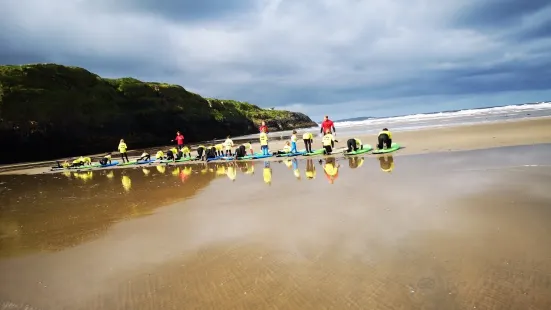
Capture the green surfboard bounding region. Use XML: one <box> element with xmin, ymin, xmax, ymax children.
<box><xmin>118</xmin><ymin>160</ymin><xmax>138</xmax><ymax>166</ymax></box>
<box><xmin>303</xmin><ymin>149</ymin><xmax>325</xmax><ymax>156</ymax></box>
<box><xmin>372</xmin><ymin>143</ymin><xmax>400</xmax><ymax>154</ymax></box>
<box><xmin>344</xmin><ymin>144</ymin><xmax>373</xmax><ymax>155</ymax></box>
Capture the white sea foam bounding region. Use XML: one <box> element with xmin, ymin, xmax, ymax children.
<box><xmin>332</xmin><ymin>102</ymin><xmax>551</xmax><ymax>128</ymax></box>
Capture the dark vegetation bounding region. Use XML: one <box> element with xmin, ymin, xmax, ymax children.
<box><xmin>0</xmin><ymin>64</ymin><xmax>316</xmax><ymax>164</ymax></box>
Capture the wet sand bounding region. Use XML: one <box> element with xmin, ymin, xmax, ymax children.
<box><xmin>1</xmin><ymin>117</ymin><xmax>551</xmax><ymax>176</ymax></box>
<box><xmin>1</xmin><ymin>144</ymin><xmax>551</xmax><ymax>309</ymax></box>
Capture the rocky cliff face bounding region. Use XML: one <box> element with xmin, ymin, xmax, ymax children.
<box><xmin>0</xmin><ymin>64</ymin><xmax>317</xmax><ymax>164</ymax></box>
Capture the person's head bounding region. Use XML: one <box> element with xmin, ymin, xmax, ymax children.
<box><xmin>292</xmin><ymin>130</ymin><xmax>297</xmax><ymax>134</ymax></box>
<box><xmin>324</xmin><ymin>115</ymin><xmax>329</xmax><ymax>121</ymax></box>
<box><xmin>120</xmin><ymin>139</ymin><xmax>124</xmax><ymax>142</ymax></box>
<box><xmin>285</xmin><ymin>141</ymin><xmax>290</xmax><ymax>146</ymax></box>
<box><xmin>261</xmin><ymin>121</ymin><xmax>266</xmax><ymax>125</ymax></box>
<box><xmin>382</xmin><ymin>128</ymin><xmax>388</xmax><ymax>131</ymax></box>
<box><xmin>176</xmin><ymin>131</ymin><xmax>180</xmax><ymax>135</ymax></box>
<box><xmin>248</xmin><ymin>140</ymin><xmax>252</xmax><ymax>144</ymax></box>
<box><xmin>227</xmin><ymin>135</ymin><xmax>230</xmax><ymax>139</ymax></box>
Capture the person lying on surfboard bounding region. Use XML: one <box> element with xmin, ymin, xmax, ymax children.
<box><xmin>377</xmin><ymin>128</ymin><xmax>393</xmax><ymax>150</ymax></box>
<box><xmin>272</xmin><ymin>141</ymin><xmax>292</xmax><ymax>155</ymax></box>
<box><xmin>155</xmin><ymin>150</ymin><xmax>165</xmax><ymax>160</ymax></box>
<box><xmin>234</xmin><ymin>141</ymin><xmax>252</xmax><ymax>158</ymax></box>
<box><xmin>138</xmin><ymin>151</ymin><xmax>150</xmax><ymax>162</ymax></box>
<box><xmin>181</xmin><ymin>146</ymin><xmax>192</xmax><ymax>158</ymax></box>
<box><xmin>99</xmin><ymin>153</ymin><xmax>112</xmax><ymax>165</ymax></box>
<box><xmin>195</xmin><ymin>145</ymin><xmax>206</xmax><ymax>160</ymax></box>
<box><xmin>205</xmin><ymin>146</ymin><xmax>218</xmax><ymax>160</ymax></box>
<box><xmin>214</xmin><ymin>143</ymin><xmax>224</xmax><ymax>156</ymax></box>
<box><xmin>346</xmin><ymin>138</ymin><xmax>363</xmax><ymax>152</ymax></box>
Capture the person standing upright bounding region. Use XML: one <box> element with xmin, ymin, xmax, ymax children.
<box><xmin>172</xmin><ymin>131</ymin><xmax>185</xmax><ymax>150</ymax></box>
<box><xmin>259</xmin><ymin>121</ymin><xmax>268</xmax><ymax>133</ymax></box>
<box><xmin>320</xmin><ymin>115</ymin><xmax>336</xmax><ymax>136</ymax></box>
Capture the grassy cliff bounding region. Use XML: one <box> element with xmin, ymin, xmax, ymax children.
<box><xmin>0</xmin><ymin>64</ymin><xmax>316</xmax><ymax>164</ymax></box>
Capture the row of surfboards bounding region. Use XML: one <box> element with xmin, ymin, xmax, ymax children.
<box><xmin>50</xmin><ymin>143</ymin><xmax>400</xmax><ymax>170</ymax></box>
<box><xmin>206</xmin><ymin>143</ymin><xmax>401</xmax><ymax>162</ymax></box>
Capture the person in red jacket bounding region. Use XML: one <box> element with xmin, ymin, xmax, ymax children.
<box><xmin>172</xmin><ymin>131</ymin><xmax>185</xmax><ymax>150</ymax></box>
<box><xmin>320</xmin><ymin>115</ymin><xmax>336</xmax><ymax>135</ymax></box>
<box><xmin>259</xmin><ymin>121</ymin><xmax>268</xmax><ymax>133</ymax></box>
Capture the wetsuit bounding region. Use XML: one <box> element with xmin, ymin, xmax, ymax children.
<box><xmin>196</xmin><ymin>145</ymin><xmax>205</xmax><ymax>159</ymax></box>
<box><xmin>346</xmin><ymin>138</ymin><xmax>362</xmax><ymax>152</ymax></box>
<box><xmin>260</xmin><ymin>132</ymin><xmax>269</xmax><ymax>155</ymax></box>
<box><xmin>377</xmin><ymin>130</ymin><xmax>392</xmax><ymax>149</ymax></box>
<box><xmin>235</xmin><ymin>145</ymin><xmax>247</xmax><ymax>158</ymax></box>
<box><xmin>322</xmin><ymin>133</ymin><xmax>335</xmax><ymax>154</ymax></box>
<box><xmin>302</xmin><ymin>132</ymin><xmax>313</xmax><ymax>153</ymax></box>
<box><xmin>118</xmin><ymin>142</ymin><xmax>129</xmax><ymax>163</ymax></box>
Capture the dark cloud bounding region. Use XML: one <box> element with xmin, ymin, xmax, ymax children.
<box><xmin>1</xmin><ymin>0</ymin><xmax>550</xmax><ymax>118</ymax></box>
<box><xmin>453</xmin><ymin>0</ymin><xmax>551</xmax><ymax>29</ymax></box>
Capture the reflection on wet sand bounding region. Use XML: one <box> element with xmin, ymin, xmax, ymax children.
<box><xmin>379</xmin><ymin>154</ymin><xmax>395</xmax><ymax>172</ymax></box>
<box><xmin>323</xmin><ymin>157</ymin><xmax>340</xmax><ymax>184</ymax></box>
<box><xmin>1</xmin><ymin>145</ymin><xmax>551</xmax><ymax>309</ymax></box>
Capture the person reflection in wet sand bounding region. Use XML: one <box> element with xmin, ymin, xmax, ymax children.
<box><xmin>292</xmin><ymin>158</ymin><xmax>301</xmax><ymax>180</ymax></box>
<box><xmin>226</xmin><ymin>163</ymin><xmax>237</xmax><ymax>182</ymax></box>
<box><xmin>379</xmin><ymin>155</ymin><xmax>395</xmax><ymax>173</ymax></box>
<box><xmin>121</xmin><ymin>174</ymin><xmax>132</xmax><ymax>192</ymax></box>
<box><xmin>171</xmin><ymin>167</ymin><xmax>180</xmax><ymax>176</ymax></box>
<box><xmin>105</xmin><ymin>171</ymin><xmax>114</xmax><ymax>179</ymax></box>
<box><xmin>245</xmin><ymin>162</ymin><xmax>254</xmax><ymax>175</ymax></box>
<box><xmin>142</xmin><ymin>168</ymin><xmax>151</xmax><ymax>176</ymax></box>
<box><xmin>263</xmin><ymin>161</ymin><xmax>272</xmax><ymax>185</ymax></box>
<box><xmin>74</xmin><ymin>171</ymin><xmax>93</xmax><ymax>182</ymax></box>
<box><xmin>180</xmin><ymin>166</ymin><xmax>192</xmax><ymax>183</ymax></box>
<box><xmin>305</xmin><ymin>159</ymin><xmax>316</xmax><ymax>180</ymax></box>
<box><xmin>348</xmin><ymin>157</ymin><xmax>364</xmax><ymax>169</ymax></box>
<box><xmin>155</xmin><ymin>165</ymin><xmax>165</xmax><ymax>174</ymax></box>
<box><xmin>322</xmin><ymin>157</ymin><xmax>339</xmax><ymax>184</ymax></box>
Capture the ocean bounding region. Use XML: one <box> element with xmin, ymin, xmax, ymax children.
<box><xmin>233</xmin><ymin>101</ymin><xmax>551</xmax><ymax>140</ymax></box>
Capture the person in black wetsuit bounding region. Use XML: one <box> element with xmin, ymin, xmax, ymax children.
<box><xmin>377</xmin><ymin>128</ymin><xmax>392</xmax><ymax>150</ymax></box>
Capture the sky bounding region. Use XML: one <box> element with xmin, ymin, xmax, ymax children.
<box><xmin>1</xmin><ymin>0</ymin><xmax>551</xmax><ymax>121</ymax></box>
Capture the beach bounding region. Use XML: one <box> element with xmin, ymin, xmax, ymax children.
<box><xmin>1</xmin><ymin>117</ymin><xmax>551</xmax><ymax>176</ymax></box>
<box><xmin>1</xmin><ymin>118</ymin><xmax>551</xmax><ymax>309</ymax></box>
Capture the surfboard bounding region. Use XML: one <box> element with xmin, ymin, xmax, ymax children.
<box><xmin>276</xmin><ymin>151</ymin><xmax>307</xmax><ymax>157</ymax></box>
<box><xmin>303</xmin><ymin>149</ymin><xmax>325</xmax><ymax>156</ymax></box>
<box><xmin>51</xmin><ymin>161</ymin><xmax>119</xmax><ymax>171</ymax></box>
<box><xmin>238</xmin><ymin>152</ymin><xmax>264</xmax><ymax>160</ymax></box>
<box><xmin>344</xmin><ymin>144</ymin><xmax>373</xmax><ymax>155</ymax></box>
<box><xmin>160</xmin><ymin>157</ymin><xmax>195</xmax><ymax>164</ymax></box>
<box><xmin>136</xmin><ymin>159</ymin><xmax>156</xmax><ymax>165</ymax></box>
<box><xmin>372</xmin><ymin>143</ymin><xmax>401</xmax><ymax>154</ymax></box>
<box><xmin>252</xmin><ymin>154</ymin><xmax>273</xmax><ymax>159</ymax></box>
<box><xmin>118</xmin><ymin>160</ymin><xmax>138</xmax><ymax>166</ymax></box>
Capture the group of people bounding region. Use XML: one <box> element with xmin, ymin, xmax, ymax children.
<box><xmin>58</xmin><ymin>116</ymin><xmax>395</xmax><ymax>169</ymax></box>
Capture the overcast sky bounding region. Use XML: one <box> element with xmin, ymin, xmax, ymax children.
<box><xmin>1</xmin><ymin>0</ymin><xmax>550</xmax><ymax>120</ymax></box>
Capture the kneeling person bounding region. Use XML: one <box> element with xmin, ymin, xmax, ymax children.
<box><xmin>377</xmin><ymin>128</ymin><xmax>392</xmax><ymax>150</ymax></box>
<box><xmin>322</xmin><ymin>132</ymin><xmax>335</xmax><ymax>154</ymax></box>
<box><xmin>346</xmin><ymin>138</ymin><xmax>362</xmax><ymax>152</ymax></box>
